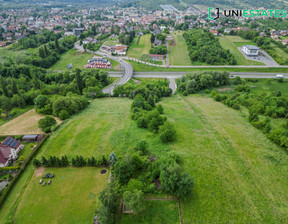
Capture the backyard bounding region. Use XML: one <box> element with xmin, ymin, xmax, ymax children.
<box><xmin>12</xmin><ymin>167</ymin><xmax>108</xmax><ymax>224</ymax></box>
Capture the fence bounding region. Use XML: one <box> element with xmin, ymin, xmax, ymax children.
<box><xmin>0</xmin><ymin>135</ymin><xmax>49</xmax><ymax>207</ymax></box>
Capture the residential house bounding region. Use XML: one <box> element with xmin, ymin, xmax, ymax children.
<box><xmin>150</xmin><ymin>54</ymin><xmax>164</xmax><ymax>60</ymax></box>
<box><xmin>0</xmin><ymin>136</ymin><xmax>24</xmax><ymax>167</ymax></box>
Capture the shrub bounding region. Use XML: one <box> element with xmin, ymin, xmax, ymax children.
<box><xmin>159</xmin><ymin>122</ymin><xmax>176</xmax><ymax>143</ymax></box>
<box><xmin>156</xmin><ymin>104</ymin><xmax>164</xmax><ymax>114</ymax></box>
<box><xmin>134</xmin><ymin>141</ymin><xmax>149</xmax><ymax>155</ymax></box>
<box><xmin>38</xmin><ymin>116</ymin><xmax>57</xmax><ymax>133</ymax></box>
<box><xmin>59</xmin><ymin>110</ymin><xmax>70</xmax><ymax>120</ymax></box>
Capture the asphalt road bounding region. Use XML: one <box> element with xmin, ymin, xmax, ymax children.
<box><xmin>108</xmin><ymin>72</ymin><xmax>288</xmax><ymax>79</ymax></box>
<box><xmin>74</xmin><ymin>41</ymin><xmax>288</xmax><ymax>94</ymax></box>
<box><xmin>74</xmin><ymin>41</ymin><xmax>133</xmax><ymax>94</ymax></box>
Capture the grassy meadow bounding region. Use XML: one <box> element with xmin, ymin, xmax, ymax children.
<box><xmin>127</xmin><ymin>34</ymin><xmax>151</xmax><ymax>59</ymax></box>
<box><xmin>2</xmin><ymin>95</ymin><xmax>288</xmax><ymax>223</ymax></box>
<box><xmin>219</xmin><ymin>36</ymin><xmax>264</xmax><ymax>65</ymax></box>
<box><xmin>121</xmin><ymin>200</ymin><xmax>180</xmax><ymax>223</ymax></box>
<box><xmin>168</xmin><ymin>32</ymin><xmax>192</xmax><ymax>66</ymax></box>
<box><xmin>50</xmin><ymin>49</ymin><xmax>93</xmax><ymax>71</ymax></box>
<box><xmin>50</xmin><ymin>49</ymin><xmax>120</xmax><ymax>71</ymax></box>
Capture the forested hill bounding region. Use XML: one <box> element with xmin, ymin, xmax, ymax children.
<box><xmin>121</xmin><ymin>0</ymin><xmax>288</xmax><ymax>10</ymax></box>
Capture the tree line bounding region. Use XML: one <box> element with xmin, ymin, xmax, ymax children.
<box><xmin>33</xmin><ymin>155</ymin><xmax>108</xmax><ymax>168</ymax></box>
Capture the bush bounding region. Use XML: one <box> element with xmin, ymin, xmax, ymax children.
<box><xmin>134</xmin><ymin>141</ymin><xmax>149</xmax><ymax>155</ymax></box>
<box><xmin>38</xmin><ymin>116</ymin><xmax>57</xmax><ymax>133</ymax></box>
<box><xmin>59</xmin><ymin>110</ymin><xmax>70</xmax><ymax>120</ymax></box>
<box><xmin>159</xmin><ymin>122</ymin><xmax>176</xmax><ymax>143</ymax></box>
<box><xmin>156</xmin><ymin>104</ymin><xmax>164</xmax><ymax>114</ymax></box>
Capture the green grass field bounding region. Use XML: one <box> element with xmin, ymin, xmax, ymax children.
<box><xmin>0</xmin><ymin>46</ymin><xmax>37</xmax><ymax>64</ymax></box>
<box><xmin>219</xmin><ymin>36</ymin><xmax>264</xmax><ymax>65</ymax></box>
<box><xmin>127</xmin><ymin>35</ymin><xmax>151</xmax><ymax>59</ymax></box>
<box><xmin>12</xmin><ymin>167</ymin><xmax>108</xmax><ymax>224</ymax></box>
<box><xmin>2</xmin><ymin>95</ymin><xmax>288</xmax><ymax>223</ymax></box>
<box><xmin>169</xmin><ymin>32</ymin><xmax>192</xmax><ymax>66</ymax></box>
<box><xmin>247</xmin><ymin>79</ymin><xmax>288</xmax><ymax>96</ymax></box>
<box><xmin>50</xmin><ymin>49</ymin><xmax>93</xmax><ymax>70</ymax></box>
<box><xmin>50</xmin><ymin>49</ymin><xmax>120</xmax><ymax>71</ymax></box>
<box><xmin>121</xmin><ymin>200</ymin><xmax>180</xmax><ymax>223</ymax></box>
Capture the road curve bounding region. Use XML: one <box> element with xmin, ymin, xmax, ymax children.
<box><xmin>74</xmin><ymin>41</ymin><xmax>133</xmax><ymax>95</ymax></box>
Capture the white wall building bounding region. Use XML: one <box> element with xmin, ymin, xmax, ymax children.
<box><xmin>242</xmin><ymin>45</ymin><xmax>259</xmax><ymax>56</ymax></box>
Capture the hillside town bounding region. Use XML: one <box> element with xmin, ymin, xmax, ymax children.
<box><xmin>1</xmin><ymin>6</ymin><xmax>288</xmax><ymax>48</ymax></box>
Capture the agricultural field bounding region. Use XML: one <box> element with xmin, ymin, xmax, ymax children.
<box><xmin>127</xmin><ymin>34</ymin><xmax>151</xmax><ymax>59</ymax></box>
<box><xmin>0</xmin><ymin>106</ymin><xmax>34</xmax><ymax>127</ymax></box>
<box><xmin>2</xmin><ymin>94</ymin><xmax>288</xmax><ymax>223</ymax></box>
<box><xmin>121</xmin><ymin>200</ymin><xmax>180</xmax><ymax>223</ymax></box>
<box><xmin>12</xmin><ymin>167</ymin><xmax>108</xmax><ymax>224</ymax></box>
<box><xmin>219</xmin><ymin>36</ymin><xmax>264</xmax><ymax>65</ymax></box>
<box><xmin>0</xmin><ymin>109</ymin><xmax>61</xmax><ymax>135</ymax></box>
<box><xmin>168</xmin><ymin>32</ymin><xmax>192</xmax><ymax>66</ymax></box>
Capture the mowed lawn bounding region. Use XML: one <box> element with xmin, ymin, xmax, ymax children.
<box><xmin>13</xmin><ymin>167</ymin><xmax>108</xmax><ymax>224</ymax></box>
<box><xmin>127</xmin><ymin>34</ymin><xmax>151</xmax><ymax>59</ymax></box>
<box><xmin>218</xmin><ymin>36</ymin><xmax>264</xmax><ymax>65</ymax></box>
<box><xmin>169</xmin><ymin>32</ymin><xmax>192</xmax><ymax>66</ymax></box>
<box><xmin>0</xmin><ymin>109</ymin><xmax>61</xmax><ymax>135</ymax></box>
<box><xmin>121</xmin><ymin>200</ymin><xmax>180</xmax><ymax>224</ymax></box>
<box><xmin>51</xmin><ymin>49</ymin><xmax>92</xmax><ymax>70</ymax></box>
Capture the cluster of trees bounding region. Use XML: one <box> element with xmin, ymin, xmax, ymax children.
<box><xmin>177</xmin><ymin>71</ymin><xmax>230</xmax><ymax>95</ymax></box>
<box><xmin>0</xmin><ymin>67</ymin><xmax>109</xmax><ymax>123</ymax></box>
<box><xmin>24</xmin><ymin>35</ymin><xmax>77</xmax><ymax>68</ymax></box>
<box><xmin>131</xmin><ymin>93</ymin><xmax>176</xmax><ymax>143</ymax></box>
<box><xmin>119</xmin><ymin>31</ymin><xmax>135</xmax><ymax>45</ymax></box>
<box><xmin>183</xmin><ymin>29</ymin><xmax>237</xmax><ymax>65</ymax></box>
<box><xmin>35</xmin><ymin>95</ymin><xmax>89</xmax><ymax>118</ymax></box>
<box><xmin>212</xmin><ymin>78</ymin><xmax>288</xmax><ymax>149</ymax></box>
<box><xmin>149</xmin><ymin>45</ymin><xmax>167</xmax><ymax>55</ymax></box>
<box><xmin>33</xmin><ymin>155</ymin><xmax>108</xmax><ymax>168</ymax></box>
<box><xmin>114</xmin><ymin>79</ymin><xmax>172</xmax><ymax>98</ymax></box>
<box><xmin>15</xmin><ymin>30</ymin><xmax>61</xmax><ymax>49</ymax></box>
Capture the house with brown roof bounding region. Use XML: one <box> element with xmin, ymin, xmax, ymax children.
<box><xmin>0</xmin><ymin>136</ymin><xmax>24</xmax><ymax>167</ymax></box>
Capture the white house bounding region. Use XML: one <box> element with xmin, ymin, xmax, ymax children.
<box><xmin>242</xmin><ymin>45</ymin><xmax>259</xmax><ymax>56</ymax></box>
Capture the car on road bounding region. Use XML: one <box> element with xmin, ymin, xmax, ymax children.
<box><xmin>230</xmin><ymin>75</ymin><xmax>234</xmax><ymax>78</ymax></box>
<box><xmin>276</xmin><ymin>74</ymin><xmax>284</xmax><ymax>78</ymax></box>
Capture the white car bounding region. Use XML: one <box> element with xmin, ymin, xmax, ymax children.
<box><xmin>276</xmin><ymin>74</ymin><xmax>284</xmax><ymax>78</ymax></box>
